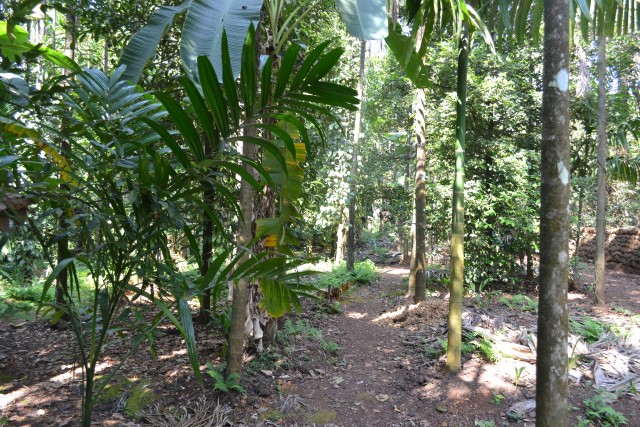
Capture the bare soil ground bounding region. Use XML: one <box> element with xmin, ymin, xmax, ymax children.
<box><xmin>0</xmin><ymin>264</ymin><xmax>639</xmax><ymax>426</ymax></box>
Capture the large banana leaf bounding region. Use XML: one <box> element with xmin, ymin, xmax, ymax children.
<box><xmin>335</xmin><ymin>0</ymin><xmax>389</xmax><ymax>40</ymax></box>
<box><xmin>119</xmin><ymin>2</ymin><xmax>191</xmax><ymax>84</ymax></box>
<box><xmin>180</xmin><ymin>0</ymin><xmax>262</xmax><ymax>84</ymax></box>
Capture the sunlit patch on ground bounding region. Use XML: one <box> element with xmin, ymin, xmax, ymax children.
<box><xmin>383</xmin><ymin>268</ymin><xmax>410</xmax><ymax>276</ymax></box>
<box><xmin>346</xmin><ymin>311</ymin><xmax>368</xmax><ymax>319</ymax></box>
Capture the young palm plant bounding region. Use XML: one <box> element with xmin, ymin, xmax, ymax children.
<box><xmin>147</xmin><ymin>23</ymin><xmax>358</xmax><ymax>378</ymax></box>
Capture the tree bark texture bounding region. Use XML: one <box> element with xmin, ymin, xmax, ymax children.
<box><xmin>537</xmin><ymin>0</ymin><xmax>571</xmax><ymax>425</ymax></box>
<box><xmin>347</xmin><ymin>40</ymin><xmax>367</xmax><ymax>271</ymax></box>
<box><xmin>409</xmin><ymin>89</ymin><xmax>427</xmax><ymax>301</ymax></box>
<box><xmin>199</xmin><ymin>133</ymin><xmax>215</xmax><ymax>320</ymax></box>
<box><xmin>447</xmin><ymin>21</ymin><xmax>468</xmax><ymax>374</ymax></box>
<box><xmin>227</xmin><ymin>140</ymin><xmax>256</xmax><ymax>378</ymax></box>
<box><xmin>594</xmin><ymin>34</ymin><xmax>607</xmax><ymax>306</ymax></box>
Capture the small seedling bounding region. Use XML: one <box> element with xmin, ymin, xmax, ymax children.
<box><xmin>475</xmin><ymin>420</ymin><xmax>496</xmax><ymax>427</ymax></box>
<box><xmin>491</xmin><ymin>392</ymin><xmax>505</xmax><ymax>405</ymax></box>
<box><xmin>514</xmin><ymin>366</ymin><xmax>526</xmax><ymax>390</ymax></box>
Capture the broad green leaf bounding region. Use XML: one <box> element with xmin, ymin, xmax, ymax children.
<box><xmin>119</xmin><ymin>1</ymin><xmax>190</xmax><ymax>84</ymax></box>
<box><xmin>385</xmin><ymin>22</ymin><xmax>431</xmax><ymax>88</ymax></box>
<box><xmin>180</xmin><ymin>0</ymin><xmax>262</xmax><ymax>83</ymax></box>
<box><xmin>335</xmin><ymin>0</ymin><xmax>389</xmax><ymax>40</ymax></box>
<box><xmin>258</xmin><ymin>278</ymin><xmax>290</xmax><ymax>318</ymax></box>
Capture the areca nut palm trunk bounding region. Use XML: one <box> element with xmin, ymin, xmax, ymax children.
<box><xmin>446</xmin><ymin>20</ymin><xmax>468</xmax><ymax>374</ymax></box>
<box><xmin>410</xmin><ymin>88</ymin><xmax>427</xmax><ymax>302</ymax></box>
<box><xmin>227</xmin><ymin>139</ymin><xmax>256</xmax><ymax>377</ymax></box>
<box><xmin>594</xmin><ymin>33</ymin><xmax>607</xmax><ymax>306</ymax></box>
<box><xmin>55</xmin><ymin>6</ymin><xmax>76</xmax><ymax>306</ymax></box>
<box><xmin>347</xmin><ymin>40</ymin><xmax>367</xmax><ymax>271</ymax></box>
<box><xmin>536</xmin><ymin>0</ymin><xmax>571</xmax><ymax>424</ymax></box>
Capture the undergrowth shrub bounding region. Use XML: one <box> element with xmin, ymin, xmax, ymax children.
<box><xmin>579</xmin><ymin>391</ymin><xmax>627</xmax><ymax>427</ymax></box>
<box><xmin>570</xmin><ymin>317</ymin><xmax>606</xmax><ymax>344</ymax></box>
<box><xmin>315</xmin><ymin>260</ymin><xmax>379</xmax><ymax>289</ymax></box>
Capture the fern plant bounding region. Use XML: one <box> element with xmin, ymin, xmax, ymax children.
<box><xmin>206</xmin><ymin>363</ymin><xmax>245</xmax><ymax>393</ymax></box>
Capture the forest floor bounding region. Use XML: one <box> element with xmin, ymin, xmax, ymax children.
<box><xmin>0</xmin><ymin>263</ymin><xmax>639</xmax><ymax>427</ymax></box>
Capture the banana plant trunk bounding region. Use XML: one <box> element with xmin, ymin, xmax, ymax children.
<box><xmin>537</xmin><ymin>0</ymin><xmax>571</xmax><ymax>424</ymax></box>
<box><xmin>594</xmin><ymin>33</ymin><xmax>607</xmax><ymax>306</ymax></box>
<box><xmin>447</xmin><ymin>21</ymin><xmax>468</xmax><ymax>373</ymax></box>
<box><xmin>347</xmin><ymin>40</ymin><xmax>367</xmax><ymax>271</ymax></box>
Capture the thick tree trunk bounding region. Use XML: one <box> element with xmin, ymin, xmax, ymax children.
<box><xmin>408</xmin><ymin>88</ymin><xmax>427</xmax><ymax>300</ymax></box>
<box><xmin>594</xmin><ymin>34</ymin><xmax>607</xmax><ymax>306</ymax></box>
<box><xmin>447</xmin><ymin>22</ymin><xmax>468</xmax><ymax>374</ymax></box>
<box><xmin>347</xmin><ymin>40</ymin><xmax>367</xmax><ymax>271</ymax></box>
<box><xmin>537</xmin><ymin>0</ymin><xmax>571</xmax><ymax>425</ymax></box>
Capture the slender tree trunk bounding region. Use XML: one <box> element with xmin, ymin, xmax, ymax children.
<box><xmin>408</xmin><ymin>89</ymin><xmax>427</xmax><ymax>299</ymax></box>
<box><xmin>347</xmin><ymin>40</ymin><xmax>367</xmax><ymax>271</ymax></box>
<box><xmin>447</xmin><ymin>22</ymin><xmax>468</xmax><ymax>373</ymax></box>
<box><xmin>55</xmin><ymin>8</ymin><xmax>76</xmax><ymax>306</ymax></box>
<box><xmin>227</xmin><ymin>141</ymin><xmax>255</xmax><ymax>378</ymax></box>
<box><xmin>199</xmin><ymin>133</ymin><xmax>216</xmax><ymax>320</ymax></box>
<box><xmin>401</xmin><ymin>121</ymin><xmax>413</xmax><ymax>266</ymax></box>
<box><xmin>575</xmin><ymin>179</ymin><xmax>585</xmax><ymax>262</ymax></box>
<box><xmin>537</xmin><ymin>0</ymin><xmax>571</xmax><ymax>424</ymax></box>
<box><xmin>594</xmin><ymin>34</ymin><xmax>607</xmax><ymax>306</ymax></box>
<box><xmin>335</xmin><ymin>216</ymin><xmax>347</xmax><ymax>263</ymax></box>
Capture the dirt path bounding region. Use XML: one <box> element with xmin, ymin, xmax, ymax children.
<box><xmin>272</xmin><ymin>267</ymin><xmax>521</xmax><ymax>426</ymax></box>
<box><xmin>1</xmin><ymin>264</ymin><xmax>639</xmax><ymax>426</ymax></box>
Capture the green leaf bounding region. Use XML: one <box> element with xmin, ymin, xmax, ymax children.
<box><xmin>385</xmin><ymin>22</ymin><xmax>431</xmax><ymax>88</ymax></box>
<box><xmin>140</xmin><ymin>118</ymin><xmax>191</xmax><ymax>169</ymax></box>
<box><xmin>240</xmin><ymin>24</ymin><xmax>257</xmax><ymax>116</ymax></box>
<box><xmin>155</xmin><ymin>92</ymin><xmax>205</xmax><ymax>162</ymax></box>
<box><xmin>180</xmin><ymin>76</ymin><xmax>218</xmax><ymax>147</ymax></box>
<box><xmin>274</xmin><ymin>43</ymin><xmax>302</xmax><ymax>99</ymax></box>
<box><xmin>197</xmin><ymin>56</ymin><xmax>230</xmax><ymax>138</ymax></box>
<box><xmin>38</xmin><ymin>258</ymin><xmax>75</xmax><ymax>313</ymax></box>
<box><xmin>180</xmin><ymin>0</ymin><xmax>262</xmax><ymax>83</ymax></box>
<box><xmin>119</xmin><ymin>1</ymin><xmax>190</xmax><ymax>84</ymax></box>
<box><xmin>0</xmin><ymin>155</ymin><xmax>19</xmax><ymax>168</ymax></box>
<box><xmin>221</xmin><ymin>31</ymin><xmax>241</xmax><ymax>128</ymax></box>
<box><xmin>178</xmin><ymin>298</ymin><xmax>202</xmax><ymax>383</ymax></box>
<box><xmin>258</xmin><ymin>278</ymin><xmax>290</xmax><ymax>318</ymax></box>
<box><xmin>335</xmin><ymin>0</ymin><xmax>389</xmax><ymax>40</ymax></box>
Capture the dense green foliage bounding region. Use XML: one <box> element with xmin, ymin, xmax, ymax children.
<box><xmin>1</xmin><ymin>0</ymin><xmax>640</xmax><ymax>424</ymax></box>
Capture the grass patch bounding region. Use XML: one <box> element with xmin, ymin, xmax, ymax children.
<box><xmin>499</xmin><ymin>294</ymin><xmax>538</xmax><ymax>312</ymax></box>
<box><xmin>306</xmin><ymin>409</ymin><xmax>337</xmax><ymax>424</ymax></box>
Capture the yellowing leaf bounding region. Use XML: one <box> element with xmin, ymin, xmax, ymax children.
<box><xmin>262</xmin><ymin>234</ymin><xmax>278</xmax><ymax>247</ymax></box>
